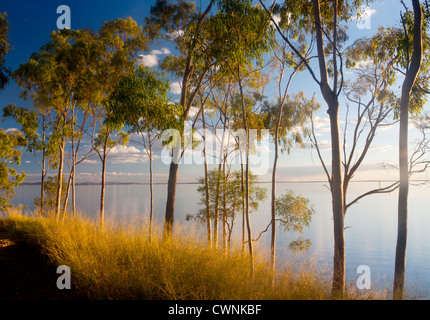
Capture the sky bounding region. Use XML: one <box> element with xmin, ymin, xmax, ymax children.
<box><xmin>0</xmin><ymin>0</ymin><xmax>428</xmax><ymax>185</ymax></box>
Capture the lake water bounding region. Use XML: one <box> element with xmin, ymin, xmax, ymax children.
<box><xmin>11</xmin><ymin>181</ymin><xmax>430</xmax><ymax>299</ymax></box>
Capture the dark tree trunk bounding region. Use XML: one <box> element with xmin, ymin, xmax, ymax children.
<box><xmin>394</xmin><ymin>0</ymin><xmax>422</xmax><ymax>300</ymax></box>
<box><xmin>164</xmin><ymin>161</ymin><xmax>179</xmax><ymax>238</ymax></box>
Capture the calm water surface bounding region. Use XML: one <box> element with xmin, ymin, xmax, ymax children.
<box><xmin>12</xmin><ymin>182</ymin><xmax>430</xmax><ymax>299</ymax></box>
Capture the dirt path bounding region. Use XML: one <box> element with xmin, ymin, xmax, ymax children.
<box><xmin>0</xmin><ymin>225</ymin><xmax>74</xmax><ymax>300</ymax></box>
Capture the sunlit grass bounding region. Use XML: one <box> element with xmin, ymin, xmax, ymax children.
<box><xmin>0</xmin><ymin>210</ymin><xmax>389</xmax><ymax>300</ymax></box>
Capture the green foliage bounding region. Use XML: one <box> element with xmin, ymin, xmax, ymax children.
<box><xmin>94</xmin><ymin>125</ymin><xmax>129</xmax><ymax>153</ymax></box>
<box><xmin>188</xmin><ymin>168</ymin><xmax>267</xmax><ymax>224</ymax></box>
<box><xmin>106</xmin><ymin>66</ymin><xmax>179</xmax><ymax>133</ymax></box>
<box><xmin>228</xmin><ymin>91</ymin><xmax>267</xmax><ymax>133</ymax></box>
<box><xmin>0</xmin><ymin>129</ymin><xmax>27</xmax><ymax>209</ymax></box>
<box><xmin>262</xmin><ymin>91</ymin><xmax>321</xmax><ymax>153</ymax></box>
<box><xmin>210</xmin><ymin>0</ymin><xmax>276</xmax><ymax>71</ymax></box>
<box><xmin>275</xmin><ymin>190</ymin><xmax>315</xmax><ymax>252</ymax></box>
<box><xmin>273</xmin><ymin>0</ymin><xmax>373</xmax><ymax>66</ymax></box>
<box><xmin>144</xmin><ymin>0</ymin><xmax>199</xmax><ymax>45</ymax></box>
<box><xmin>3</xmin><ymin>104</ymin><xmax>39</xmax><ymax>152</ymax></box>
<box><xmin>0</xmin><ymin>12</ymin><xmax>11</xmax><ymax>89</ymax></box>
<box><xmin>34</xmin><ymin>174</ymin><xmax>68</xmax><ymax>215</ymax></box>
<box><xmin>346</xmin><ymin>3</ymin><xmax>430</xmax><ymax>117</ymax></box>
<box><xmin>276</xmin><ymin>190</ymin><xmax>314</xmax><ymax>233</ymax></box>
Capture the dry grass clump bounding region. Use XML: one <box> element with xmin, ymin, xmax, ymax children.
<box><xmin>1</xmin><ymin>212</ymin><xmax>387</xmax><ymax>300</ymax></box>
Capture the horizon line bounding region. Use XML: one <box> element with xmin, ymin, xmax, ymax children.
<box><xmin>18</xmin><ymin>179</ymin><xmax>421</xmax><ymax>186</ymax></box>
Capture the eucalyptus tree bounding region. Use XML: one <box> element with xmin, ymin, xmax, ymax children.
<box><xmin>61</xmin><ymin>29</ymin><xmax>102</xmax><ymax>217</ymax></box>
<box><xmin>263</xmin><ymin>24</ymin><xmax>313</xmax><ymax>280</ymax></box>
<box><xmin>200</xmin><ymin>72</ymin><xmax>235</xmax><ymax>249</ymax></box>
<box><xmin>188</xmin><ymin>168</ymin><xmax>267</xmax><ymax>254</ymax></box>
<box><xmin>2</xmin><ymin>104</ymin><xmax>47</xmax><ymax>214</ymax></box>
<box><xmin>13</xmin><ymin>29</ymin><xmax>81</xmax><ymax>220</ymax></box>
<box><xmin>11</xmin><ymin>66</ymin><xmax>61</xmax><ymax>216</ymax></box>
<box><xmin>90</xmin><ymin>18</ymin><xmax>148</xmax><ymax>227</ymax></box>
<box><xmin>145</xmin><ymin>0</ymin><xmax>217</xmax><ymax>237</ymax></box>
<box><xmin>343</xmin><ymin>0</ymin><xmax>428</xmax><ymax>299</ymax></box>
<box><xmin>260</xmin><ymin>0</ymin><xmax>376</xmax><ymax>295</ymax></box>
<box><xmin>191</xmin><ymin>70</ymin><xmax>226</xmax><ymax>247</ymax></box>
<box><xmin>13</xmin><ymin>19</ymin><xmax>147</xmax><ymax>222</ymax></box>
<box><xmin>259</xmin><ymin>14</ymin><xmax>319</xmax><ymax>281</ymax></box>
<box><xmin>306</xmin><ymin>39</ymin><xmax>403</xmax><ymax>215</ymax></box>
<box><xmin>211</xmin><ymin>0</ymin><xmax>275</xmax><ymax>275</ymax></box>
<box><xmin>392</xmin><ymin>0</ymin><xmax>423</xmax><ymax>300</ymax></box>
<box><xmin>262</xmin><ymin>90</ymin><xmax>319</xmax><ymax>281</ymax></box>
<box><xmin>13</xmin><ymin>28</ymin><xmax>101</xmax><ymax>219</ymax></box>
<box><xmin>106</xmin><ymin>66</ymin><xmax>177</xmax><ymax>239</ymax></box>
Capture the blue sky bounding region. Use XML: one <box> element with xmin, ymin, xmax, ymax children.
<box><xmin>0</xmin><ymin>0</ymin><xmax>428</xmax><ymax>185</ymax></box>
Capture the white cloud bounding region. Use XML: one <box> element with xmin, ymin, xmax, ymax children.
<box><xmin>170</xmin><ymin>81</ymin><xmax>182</xmax><ymax>94</ymax></box>
<box><xmin>311</xmin><ymin>139</ymin><xmax>332</xmax><ymax>151</ymax></box>
<box><xmin>151</xmin><ymin>47</ymin><xmax>171</xmax><ymax>55</ymax></box>
<box><xmin>109</xmin><ymin>172</ymin><xmax>146</xmax><ymax>176</ymax></box>
<box><xmin>82</xmin><ymin>158</ymin><xmax>99</xmax><ymax>164</ymax></box>
<box><xmin>273</xmin><ymin>14</ymin><xmax>281</xmax><ymax>25</ymax></box>
<box><xmin>169</xmin><ymin>30</ymin><xmax>184</xmax><ymax>39</ymax></box>
<box><xmin>188</xmin><ymin>106</ymin><xmax>200</xmax><ymax>118</ymax></box>
<box><xmin>138</xmin><ymin>54</ymin><xmax>159</xmax><ymax>67</ymax></box>
<box><xmin>306</xmin><ymin>116</ymin><xmax>331</xmax><ymax>136</ymax></box>
<box><xmin>369</xmin><ymin>144</ymin><xmax>395</xmax><ymax>153</ymax></box>
<box><xmin>109</xmin><ymin>145</ymin><xmax>149</xmax><ymax>164</ymax></box>
<box><xmin>271</xmin><ymin>14</ymin><xmax>281</xmax><ymax>27</ymax></box>
<box><xmin>4</xmin><ymin>128</ymin><xmax>18</xmax><ymax>133</ymax></box>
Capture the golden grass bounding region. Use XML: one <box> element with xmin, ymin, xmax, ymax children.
<box><xmin>0</xmin><ymin>211</ymin><xmax>389</xmax><ymax>300</ymax></box>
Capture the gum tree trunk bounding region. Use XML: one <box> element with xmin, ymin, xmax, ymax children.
<box><xmin>394</xmin><ymin>0</ymin><xmax>422</xmax><ymax>300</ymax></box>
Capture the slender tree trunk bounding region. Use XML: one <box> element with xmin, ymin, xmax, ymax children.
<box><xmin>271</xmin><ymin>131</ymin><xmax>279</xmax><ymax>284</ymax></box>
<box><xmin>100</xmin><ymin>128</ymin><xmax>110</xmax><ymax>229</ymax></box>
<box><xmin>63</xmin><ymin>155</ymin><xmax>72</xmax><ymax>216</ymax></box>
<box><xmin>241</xmin><ymin>163</ymin><xmax>246</xmax><ymax>252</ymax></box>
<box><xmin>55</xmin><ymin>142</ymin><xmax>65</xmax><ymax>220</ymax></box>
<box><xmin>71</xmin><ymin>129</ymin><xmax>76</xmax><ymax>217</ymax></box>
<box><xmin>311</xmin><ymin>0</ymin><xmax>345</xmax><ymax>296</ymax></box>
<box><xmin>40</xmin><ymin>160</ymin><xmax>45</xmax><ymax>216</ymax></box>
<box><xmin>63</xmin><ymin>150</ymin><xmax>77</xmax><ymax>217</ymax></box>
<box><xmin>63</xmin><ymin>168</ymin><xmax>71</xmax><ymax>219</ymax></box>
<box><xmin>100</xmin><ymin>155</ymin><xmax>107</xmax><ymax>229</ymax></box>
<box><xmin>72</xmin><ymin>169</ymin><xmax>76</xmax><ymax>217</ymax></box>
<box><xmin>328</xmin><ymin>105</ymin><xmax>345</xmax><ymax>296</ymax></box>
<box><xmin>213</xmin><ymin>163</ymin><xmax>221</xmax><ymax>249</ymax></box>
<box><xmin>238</xmin><ymin>77</ymin><xmax>254</xmax><ymax>277</ymax></box>
<box><xmin>244</xmin><ymin>152</ymin><xmax>254</xmax><ymax>277</ymax></box>
<box><xmin>63</xmin><ymin>115</ymin><xmax>74</xmax><ymax>216</ymax></box>
<box><xmin>213</xmin><ymin>127</ymin><xmax>226</xmax><ymax>249</ymax></box>
<box><xmin>149</xmin><ymin>136</ymin><xmax>154</xmax><ymax>242</ymax></box>
<box><xmin>63</xmin><ymin>108</ymin><xmax>83</xmax><ymax>217</ymax></box>
<box><xmin>202</xmin><ymin>108</ymin><xmax>212</xmax><ymax>247</ymax></box>
<box><xmin>40</xmin><ymin>116</ymin><xmax>46</xmax><ymax>216</ymax></box>
<box><xmin>271</xmin><ymin>52</ymin><xmax>300</xmax><ymax>284</ymax></box>
<box><xmin>222</xmin><ymin>159</ymin><xmax>227</xmax><ymax>253</ymax></box>
<box><xmin>394</xmin><ymin>0</ymin><xmax>422</xmax><ymax>300</ymax></box>
<box><xmin>394</xmin><ymin>87</ymin><xmax>410</xmax><ymax>302</ymax></box>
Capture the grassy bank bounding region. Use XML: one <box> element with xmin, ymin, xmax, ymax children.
<box><xmin>0</xmin><ymin>212</ymin><xmax>386</xmax><ymax>300</ymax></box>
